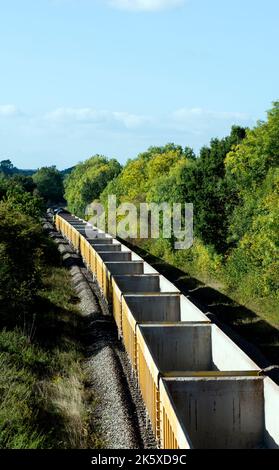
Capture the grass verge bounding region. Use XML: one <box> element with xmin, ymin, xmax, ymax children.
<box><xmin>0</xmin><ymin>265</ymin><xmax>103</xmax><ymax>449</ymax></box>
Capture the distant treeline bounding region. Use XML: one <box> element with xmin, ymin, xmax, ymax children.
<box><xmin>64</xmin><ymin>102</ymin><xmax>279</xmax><ymax>326</ymax></box>
<box><xmin>1</xmin><ymin>103</ymin><xmax>278</xmax><ymax>325</ymax></box>
<box><xmin>0</xmin><ymin>159</ymin><xmax>36</xmax><ymax>177</ymax></box>
<box><xmin>0</xmin><ymin>159</ymin><xmax>75</xmax><ymax>190</ymax></box>
<box><xmin>0</xmin><ymin>103</ymin><xmax>277</xmax><ymax>447</ymax></box>
<box><xmin>0</xmin><ymin>164</ymin><xmax>66</xmax><ymax>207</ymax></box>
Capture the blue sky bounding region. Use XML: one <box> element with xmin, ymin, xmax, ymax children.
<box><xmin>0</xmin><ymin>0</ymin><xmax>278</xmax><ymax>169</ymax></box>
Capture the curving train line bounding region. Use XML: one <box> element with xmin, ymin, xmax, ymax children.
<box><xmin>55</xmin><ymin>211</ymin><xmax>279</xmax><ymax>449</ymax></box>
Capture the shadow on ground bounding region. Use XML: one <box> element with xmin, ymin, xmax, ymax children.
<box><xmin>121</xmin><ymin>239</ymin><xmax>279</xmax><ymax>381</ymax></box>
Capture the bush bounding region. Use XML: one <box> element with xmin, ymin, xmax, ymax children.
<box><xmin>0</xmin><ymin>202</ymin><xmax>44</xmax><ymax>323</ymax></box>
<box><xmin>65</xmin><ymin>155</ymin><xmax>122</xmax><ymax>216</ymax></box>
<box><xmin>33</xmin><ymin>166</ymin><xmax>64</xmax><ymax>204</ymax></box>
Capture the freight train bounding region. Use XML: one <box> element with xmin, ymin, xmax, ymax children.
<box><xmin>55</xmin><ymin>211</ymin><xmax>279</xmax><ymax>449</ymax></box>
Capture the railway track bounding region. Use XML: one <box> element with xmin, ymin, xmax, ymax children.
<box><xmin>55</xmin><ymin>211</ymin><xmax>279</xmax><ymax>449</ymax></box>
<box><xmin>45</xmin><ymin>218</ymin><xmax>157</xmax><ymax>449</ymax></box>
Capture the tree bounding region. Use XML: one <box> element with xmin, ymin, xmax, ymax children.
<box><xmin>5</xmin><ymin>185</ymin><xmax>44</xmax><ymax>219</ymax></box>
<box><xmin>225</xmin><ymin>168</ymin><xmax>279</xmax><ymax>299</ymax></box>
<box><xmin>64</xmin><ymin>155</ymin><xmax>122</xmax><ymax>216</ymax></box>
<box><xmin>0</xmin><ymin>159</ymin><xmax>14</xmax><ymax>176</ymax></box>
<box><xmin>180</xmin><ymin>126</ymin><xmax>247</xmax><ymax>252</ymax></box>
<box><xmin>226</xmin><ymin>102</ymin><xmax>279</xmax><ymax>243</ymax></box>
<box><xmin>0</xmin><ymin>175</ymin><xmax>8</xmax><ymax>199</ymax></box>
<box><xmin>100</xmin><ymin>144</ymin><xmax>194</xmax><ymax>208</ymax></box>
<box><xmin>221</xmin><ymin>103</ymin><xmax>279</xmax><ymax>300</ymax></box>
<box><xmin>99</xmin><ymin>144</ymin><xmax>195</xmax><ymax>242</ymax></box>
<box><xmin>0</xmin><ymin>202</ymin><xmax>44</xmax><ymax>322</ymax></box>
<box><xmin>0</xmin><ymin>173</ymin><xmax>44</xmax><ymax>217</ymax></box>
<box><xmin>226</xmin><ymin>103</ymin><xmax>279</xmax><ymax>193</ymax></box>
<box><xmin>32</xmin><ymin>166</ymin><xmax>64</xmax><ymax>204</ymax></box>
<box><xmin>11</xmin><ymin>174</ymin><xmax>36</xmax><ymax>193</ymax></box>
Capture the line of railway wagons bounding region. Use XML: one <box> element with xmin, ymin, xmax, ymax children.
<box><xmin>55</xmin><ymin>212</ymin><xmax>279</xmax><ymax>449</ymax></box>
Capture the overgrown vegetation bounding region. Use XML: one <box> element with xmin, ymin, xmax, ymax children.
<box><xmin>1</xmin><ymin>102</ymin><xmax>278</xmax><ymax>448</ymax></box>
<box><xmin>32</xmin><ymin>166</ymin><xmax>65</xmax><ymax>204</ymax></box>
<box><xmin>0</xmin><ymin>178</ymin><xmax>100</xmax><ymax>449</ymax></box>
<box><xmin>64</xmin><ymin>102</ymin><xmax>279</xmax><ymax>327</ymax></box>
<box><xmin>0</xmin><ymin>161</ymin><xmax>65</xmax><ymax>208</ymax></box>
<box><xmin>64</xmin><ymin>155</ymin><xmax>122</xmax><ymax>216</ymax></box>
<box><xmin>0</xmin><ymin>159</ymin><xmax>35</xmax><ymax>177</ymax></box>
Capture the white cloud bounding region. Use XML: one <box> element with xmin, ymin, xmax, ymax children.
<box><xmin>44</xmin><ymin>105</ymin><xmax>253</xmax><ymax>138</ymax></box>
<box><xmin>173</xmin><ymin>107</ymin><xmax>250</xmax><ymax>121</ymax></box>
<box><xmin>170</xmin><ymin>107</ymin><xmax>252</xmax><ymax>132</ymax></box>
<box><xmin>107</xmin><ymin>0</ymin><xmax>185</xmax><ymax>12</ymax></box>
<box><xmin>0</xmin><ymin>105</ymin><xmax>21</xmax><ymax>117</ymax></box>
<box><xmin>0</xmin><ymin>103</ymin><xmax>255</xmax><ymax>167</ymax></box>
<box><xmin>45</xmin><ymin>107</ymin><xmax>150</xmax><ymax>129</ymax></box>
<box><xmin>1</xmin><ymin>104</ymin><xmax>252</xmax><ymax>138</ymax></box>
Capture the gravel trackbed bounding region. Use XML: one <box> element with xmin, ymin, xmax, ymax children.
<box><xmin>44</xmin><ymin>219</ymin><xmax>157</xmax><ymax>449</ymax></box>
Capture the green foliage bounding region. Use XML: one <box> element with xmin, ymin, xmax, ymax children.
<box><xmin>60</xmin><ymin>166</ymin><xmax>75</xmax><ymax>178</ymax></box>
<box><xmin>0</xmin><ymin>266</ymin><xmax>89</xmax><ymax>449</ymax></box>
<box><xmin>100</xmin><ymin>144</ymin><xmax>194</xmax><ymax>208</ymax></box>
<box><xmin>0</xmin><ymin>175</ymin><xmax>9</xmax><ymax>199</ymax></box>
<box><xmin>0</xmin><ymin>159</ymin><xmax>14</xmax><ymax>176</ymax></box>
<box><xmin>225</xmin><ymin>171</ymin><xmax>279</xmax><ymax>301</ymax></box>
<box><xmin>0</xmin><ymin>173</ymin><xmax>44</xmax><ymax>218</ymax></box>
<box><xmin>0</xmin><ymin>159</ymin><xmax>35</xmax><ymax>177</ymax></box>
<box><xmin>0</xmin><ymin>334</ymin><xmax>45</xmax><ymax>449</ymax></box>
<box><xmin>147</xmin><ymin>158</ymin><xmax>194</xmax><ymax>206</ymax></box>
<box><xmin>64</xmin><ymin>155</ymin><xmax>122</xmax><ymax>216</ymax></box>
<box><xmin>226</xmin><ymin>102</ymin><xmax>279</xmax><ymax>193</ymax></box>
<box><xmin>0</xmin><ymin>202</ymin><xmax>45</xmax><ymax>321</ymax></box>
<box><xmin>33</xmin><ymin>166</ymin><xmax>64</xmax><ymax>204</ymax></box>
<box><xmin>179</xmin><ymin>126</ymin><xmax>247</xmax><ymax>252</ymax></box>
<box><xmin>100</xmin><ymin>108</ymin><xmax>279</xmax><ymax>322</ymax></box>
<box><xmin>5</xmin><ymin>186</ymin><xmax>44</xmax><ymax>219</ymax></box>
<box><xmin>0</xmin><ymin>166</ymin><xmax>101</xmax><ymax>448</ymax></box>
<box><xmin>11</xmin><ymin>174</ymin><xmax>37</xmax><ymax>193</ymax></box>
<box><xmin>220</xmin><ymin>103</ymin><xmax>278</xmax><ymax>306</ymax></box>
<box><xmin>0</xmin><ymin>225</ymin><xmax>98</xmax><ymax>448</ymax></box>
